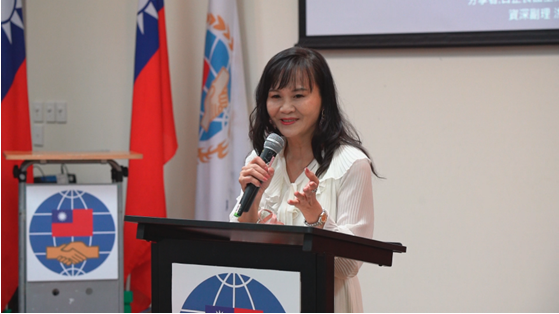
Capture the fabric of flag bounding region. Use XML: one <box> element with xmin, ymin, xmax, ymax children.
<box><xmin>195</xmin><ymin>0</ymin><xmax>250</xmax><ymax>222</ymax></box>
<box><xmin>51</xmin><ymin>209</ymin><xmax>94</xmax><ymax>237</ymax></box>
<box><xmin>124</xmin><ymin>0</ymin><xmax>177</xmax><ymax>312</ymax></box>
<box><xmin>1</xmin><ymin>0</ymin><xmax>32</xmax><ymax>308</ymax></box>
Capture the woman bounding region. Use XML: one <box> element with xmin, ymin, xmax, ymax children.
<box><xmin>230</xmin><ymin>47</ymin><xmax>377</xmax><ymax>313</ymax></box>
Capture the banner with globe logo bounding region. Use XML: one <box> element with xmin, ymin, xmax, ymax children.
<box><xmin>172</xmin><ymin>264</ymin><xmax>300</xmax><ymax>313</ymax></box>
<box><xmin>195</xmin><ymin>0</ymin><xmax>251</xmax><ymax>222</ymax></box>
<box><xmin>25</xmin><ymin>185</ymin><xmax>118</xmax><ymax>282</ymax></box>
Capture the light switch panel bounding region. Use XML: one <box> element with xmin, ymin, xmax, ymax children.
<box><xmin>55</xmin><ymin>101</ymin><xmax>67</xmax><ymax>123</ymax></box>
<box><xmin>32</xmin><ymin>101</ymin><xmax>43</xmax><ymax>123</ymax></box>
<box><xmin>44</xmin><ymin>101</ymin><xmax>56</xmax><ymax>123</ymax></box>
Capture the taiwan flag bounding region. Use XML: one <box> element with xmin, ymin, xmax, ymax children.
<box><xmin>124</xmin><ymin>0</ymin><xmax>177</xmax><ymax>312</ymax></box>
<box><xmin>1</xmin><ymin>0</ymin><xmax>32</xmax><ymax>309</ymax></box>
<box><xmin>205</xmin><ymin>305</ymin><xmax>263</xmax><ymax>313</ymax></box>
<box><xmin>51</xmin><ymin>209</ymin><xmax>94</xmax><ymax>237</ymax></box>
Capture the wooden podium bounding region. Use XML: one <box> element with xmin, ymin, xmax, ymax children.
<box><xmin>126</xmin><ymin>215</ymin><xmax>406</xmax><ymax>313</ymax></box>
<box><xmin>4</xmin><ymin>151</ymin><xmax>141</xmax><ymax>313</ymax></box>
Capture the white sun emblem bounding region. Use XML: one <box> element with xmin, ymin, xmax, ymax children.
<box><xmin>137</xmin><ymin>0</ymin><xmax>158</xmax><ymax>35</ymax></box>
<box><xmin>1</xmin><ymin>0</ymin><xmax>24</xmax><ymax>44</ymax></box>
<box><xmin>57</xmin><ymin>211</ymin><xmax>67</xmax><ymax>222</ymax></box>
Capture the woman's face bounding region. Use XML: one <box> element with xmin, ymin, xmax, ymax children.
<box><xmin>266</xmin><ymin>79</ymin><xmax>322</xmax><ymax>144</ymax></box>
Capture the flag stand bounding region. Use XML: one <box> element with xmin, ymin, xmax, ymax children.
<box><xmin>4</xmin><ymin>151</ymin><xmax>141</xmax><ymax>313</ymax></box>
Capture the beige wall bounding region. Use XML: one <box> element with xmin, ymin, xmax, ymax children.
<box><xmin>25</xmin><ymin>0</ymin><xmax>559</xmax><ymax>311</ymax></box>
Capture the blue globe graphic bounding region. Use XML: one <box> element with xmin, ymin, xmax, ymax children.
<box><xmin>199</xmin><ymin>29</ymin><xmax>231</xmax><ymax>141</ymax></box>
<box><xmin>28</xmin><ymin>189</ymin><xmax>116</xmax><ymax>276</ymax></box>
<box><xmin>181</xmin><ymin>273</ymin><xmax>285</xmax><ymax>313</ymax></box>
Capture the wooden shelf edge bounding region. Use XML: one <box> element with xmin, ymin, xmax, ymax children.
<box><xmin>3</xmin><ymin>151</ymin><xmax>143</xmax><ymax>161</ymax></box>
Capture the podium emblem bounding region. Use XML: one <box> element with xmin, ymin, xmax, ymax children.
<box><xmin>180</xmin><ymin>273</ymin><xmax>285</xmax><ymax>313</ymax></box>
<box><xmin>28</xmin><ymin>189</ymin><xmax>116</xmax><ymax>278</ymax></box>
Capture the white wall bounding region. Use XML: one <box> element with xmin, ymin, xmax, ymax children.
<box><xmin>336</xmin><ymin>47</ymin><xmax>559</xmax><ymax>312</ymax></box>
<box><xmin>25</xmin><ymin>0</ymin><xmax>559</xmax><ymax>312</ymax></box>
<box><xmin>26</xmin><ymin>0</ymin><xmax>136</xmax><ymax>184</ymax></box>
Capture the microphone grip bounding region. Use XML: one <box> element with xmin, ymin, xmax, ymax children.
<box><xmin>233</xmin><ymin>183</ymin><xmax>260</xmax><ymax>217</ymax></box>
<box><xmin>260</xmin><ymin>148</ymin><xmax>275</xmax><ymax>164</ymax></box>
<box><xmin>233</xmin><ymin>147</ymin><xmax>277</xmax><ymax>218</ymax></box>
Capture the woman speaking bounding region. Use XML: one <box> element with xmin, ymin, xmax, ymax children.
<box><xmin>230</xmin><ymin>47</ymin><xmax>377</xmax><ymax>313</ymax></box>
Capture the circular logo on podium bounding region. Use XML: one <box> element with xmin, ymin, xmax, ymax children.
<box><xmin>180</xmin><ymin>273</ymin><xmax>285</xmax><ymax>313</ymax></box>
<box><xmin>28</xmin><ymin>189</ymin><xmax>116</xmax><ymax>277</ymax></box>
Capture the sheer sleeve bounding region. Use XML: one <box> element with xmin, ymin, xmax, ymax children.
<box><xmin>323</xmin><ymin>158</ymin><xmax>375</xmax><ymax>279</ymax></box>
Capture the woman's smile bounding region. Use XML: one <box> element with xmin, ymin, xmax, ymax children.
<box><xmin>267</xmin><ymin>83</ymin><xmax>322</xmax><ymax>142</ymax></box>
<box><xmin>280</xmin><ymin>118</ymin><xmax>298</xmax><ymax>125</ymax></box>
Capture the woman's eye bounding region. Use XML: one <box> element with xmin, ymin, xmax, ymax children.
<box><xmin>294</xmin><ymin>94</ymin><xmax>304</xmax><ymax>98</ymax></box>
<box><xmin>269</xmin><ymin>94</ymin><xmax>280</xmax><ymax>99</ymax></box>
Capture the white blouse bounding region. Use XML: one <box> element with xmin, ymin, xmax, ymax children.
<box><xmin>230</xmin><ymin>145</ymin><xmax>375</xmax><ymax>313</ymax></box>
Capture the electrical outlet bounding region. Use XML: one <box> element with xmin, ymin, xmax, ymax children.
<box><xmin>45</xmin><ymin>101</ymin><xmax>56</xmax><ymax>123</ymax></box>
<box><xmin>32</xmin><ymin>101</ymin><xmax>43</xmax><ymax>122</ymax></box>
<box><xmin>56</xmin><ymin>101</ymin><xmax>67</xmax><ymax>123</ymax></box>
<box><xmin>32</xmin><ymin>124</ymin><xmax>44</xmax><ymax>146</ymax></box>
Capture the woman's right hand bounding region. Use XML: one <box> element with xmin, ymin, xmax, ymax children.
<box><xmin>238</xmin><ymin>156</ymin><xmax>275</xmax><ymax>194</ymax></box>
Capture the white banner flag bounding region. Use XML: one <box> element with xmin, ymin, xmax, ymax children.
<box><xmin>195</xmin><ymin>0</ymin><xmax>250</xmax><ymax>221</ymax></box>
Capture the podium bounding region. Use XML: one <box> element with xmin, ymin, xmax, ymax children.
<box><xmin>4</xmin><ymin>151</ymin><xmax>141</xmax><ymax>313</ymax></box>
<box><xmin>125</xmin><ymin>215</ymin><xmax>406</xmax><ymax>313</ymax></box>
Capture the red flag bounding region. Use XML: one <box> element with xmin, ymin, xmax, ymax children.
<box><xmin>51</xmin><ymin>209</ymin><xmax>94</xmax><ymax>237</ymax></box>
<box><xmin>1</xmin><ymin>0</ymin><xmax>32</xmax><ymax>308</ymax></box>
<box><xmin>124</xmin><ymin>0</ymin><xmax>177</xmax><ymax>312</ymax></box>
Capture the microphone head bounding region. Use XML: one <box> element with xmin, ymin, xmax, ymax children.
<box><xmin>263</xmin><ymin>133</ymin><xmax>285</xmax><ymax>154</ymax></box>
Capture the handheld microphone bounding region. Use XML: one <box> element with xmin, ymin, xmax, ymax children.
<box><xmin>234</xmin><ymin>133</ymin><xmax>285</xmax><ymax>218</ymax></box>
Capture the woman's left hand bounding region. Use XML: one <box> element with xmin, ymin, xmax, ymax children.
<box><xmin>288</xmin><ymin>168</ymin><xmax>323</xmax><ymax>224</ymax></box>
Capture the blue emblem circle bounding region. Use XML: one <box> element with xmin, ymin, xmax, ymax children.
<box><xmin>199</xmin><ymin>29</ymin><xmax>232</xmax><ymax>141</ymax></box>
<box><xmin>181</xmin><ymin>272</ymin><xmax>285</xmax><ymax>313</ymax></box>
<box><xmin>28</xmin><ymin>190</ymin><xmax>116</xmax><ymax>276</ymax></box>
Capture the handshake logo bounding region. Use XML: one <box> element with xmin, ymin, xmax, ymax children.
<box><xmin>28</xmin><ymin>189</ymin><xmax>117</xmax><ymax>278</ymax></box>
<box><xmin>46</xmin><ymin>241</ymin><xmax>99</xmax><ymax>265</ymax></box>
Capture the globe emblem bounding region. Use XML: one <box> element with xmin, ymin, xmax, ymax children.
<box><xmin>181</xmin><ymin>273</ymin><xmax>285</xmax><ymax>313</ymax></box>
<box><xmin>28</xmin><ymin>190</ymin><xmax>116</xmax><ymax>277</ymax></box>
<box><xmin>199</xmin><ymin>29</ymin><xmax>231</xmax><ymax>142</ymax></box>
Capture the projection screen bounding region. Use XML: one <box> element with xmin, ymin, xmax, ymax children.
<box><xmin>297</xmin><ymin>0</ymin><xmax>559</xmax><ymax>48</ymax></box>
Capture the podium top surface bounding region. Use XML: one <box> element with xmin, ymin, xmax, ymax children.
<box><xmin>126</xmin><ymin>216</ymin><xmax>406</xmax><ymax>265</ymax></box>
<box><xmin>3</xmin><ymin>151</ymin><xmax>143</xmax><ymax>160</ymax></box>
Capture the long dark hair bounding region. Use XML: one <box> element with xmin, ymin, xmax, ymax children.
<box><xmin>249</xmin><ymin>47</ymin><xmax>378</xmax><ymax>178</ymax></box>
